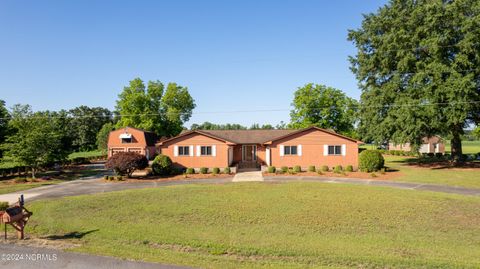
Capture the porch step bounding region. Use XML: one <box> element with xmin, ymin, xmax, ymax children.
<box><xmin>232</xmin><ymin>171</ymin><xmax>264</xmax><ymax>182</ymax></box>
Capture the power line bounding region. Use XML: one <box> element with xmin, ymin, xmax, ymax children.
<box><xmin>1</xmin><ymin>101</ymin><xmax>479</xmax><ymax>120</ymax></box>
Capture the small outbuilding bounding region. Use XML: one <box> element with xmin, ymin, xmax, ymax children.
<box><xmin>389</xmin><ymin>136</ymin><xmax>445</xmax><ymax>154</ymax></box>
<box><xmin>107</xmin><ymin>127</ymin><xmax>158</xmax><ymax>160</ymax></box>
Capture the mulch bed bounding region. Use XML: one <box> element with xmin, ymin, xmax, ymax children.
<box><xmin>105</xmin><ymin>173</ymin><xmax>234</xmax><ymax>183</ymax></box>
<box><xmin>263</xmin><ymin>170</ymin><xmax>402</xmax><ymax>180</ymax></box>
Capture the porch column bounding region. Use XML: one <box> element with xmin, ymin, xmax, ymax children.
<box><xmin>266</xmin><ymin>147</ymin><xmax>271</xmax><ymax>166</ymax></box>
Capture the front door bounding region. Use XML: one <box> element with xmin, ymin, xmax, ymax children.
<box><xmin>242</xmin><ymin>145</ymin><xmax>257</xmax><ymax>161</ymax></box>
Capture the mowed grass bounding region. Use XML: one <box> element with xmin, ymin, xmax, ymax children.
<box><xmin>68</xmin><ymin>150</ymin><xmax>105</xmax><ymax>159</ymax></box>
<box><xmin>0</xmin><ymin>180</ymin><xmax>61</xmax><ymax>195</ymax></box>
<box><xmin>27</xmin><ymin>183</ymin><xmax>480</xmax><ymax>268</ymax></box>
<box><xmin>385</xmin><ymin>156</ymin><xmax>480</xmax><ymax>189</ymax></box>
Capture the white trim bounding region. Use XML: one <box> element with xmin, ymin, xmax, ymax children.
<box><xmin>189</xmin><ymin>145</ymin><xmax>194</xmax><ymax>156</ymax></box>
<box><xmin>297</xmin><ymin>145</ymin><xmax>302</xmax><ymax>156</ymax></box>
<box><xmin>280</xmin><ymin>145</ymin><xmax>284</xmax><ymax>156</ymax></box>
<box><xmin>341</xmin><ymin>144</ymin><xmax>346</xmax><ymax>156</ymax></box>
<box><xmin>266</xmin><ymin>147</ymin><xmax>271</xmax><ymax>166</ymax></box>
<box><xmin>323</xmin><ymin>145</ymin><xmax>328</xmax><ymax>156</ymax></box>
<box><xmin>196</xmin><ymin>145</ymin><xmax>201</xmax><ymax>156</ymax></box>
<box><xmin>119</xmin><ymin>133</ymin><xmax>132</xmax><ymax>139</ymax></box>
<box><xmin>212</xmin><ymin>145</ymin><xmax>216</xmax><ymax>157</ymax></box>
<box><xmin>174</xmin><ymin>145</ymin><xmax>178</xmax><ymax>157</ymax></box>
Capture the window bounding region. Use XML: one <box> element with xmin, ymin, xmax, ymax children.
<box><xmin>121</xmin><ymin>138</ymin><xmax>132</xmax><ymax>143</ymax></box>
<box><xmin>328</xmin><ymin>145</ymin><xmax>342</xmax><ymax>155</ymax></box>
<box><xmin>284</xmin><ymin>146</ymin><xmax>297</xmax><ymax>155</ymax></box>
<box><xmin>201</xmin><ymin>146</ymin><xmax>212</xmax><ymax>156</ymax></box>
<box><xmin>178</xmin><ymin>146</ymin><xmax>190</xmax><ymax>156</ymax></box>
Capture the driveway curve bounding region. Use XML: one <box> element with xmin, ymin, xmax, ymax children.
<box><xmin>0</xmin><ymin>174</ymin><xmax>478</xmax><ymax>205</ymax></box>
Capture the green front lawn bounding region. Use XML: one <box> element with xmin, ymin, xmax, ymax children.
<box><xmin>28</xmin><ymin>183</ymin><xmax>480</xmax><ymax>268</ymax></box>
<box><xmin>68</xmin><ymin>150</ymin><xmax>106</xmax><ymax>160</ymax></box>
<box><xmin>0</xmin><ymin>180</ymin><xmax>61</xmax><ymax>195</ymax></box>
<box><xmin>385</xmin><ymin>156</ymin><xmax>480</xmax><ymax>189</ymax></box>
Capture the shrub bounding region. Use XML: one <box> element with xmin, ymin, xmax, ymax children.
<box><xmin>359</xmin><ymin>150</ymin><xmax>384</xmax><ymax>172</ymax></box>
<box><xmin>427</xmin><ymin>152</ymin><xmax>435</xmax><ymax>158</ymax></box>
<box><xmin>333</xmin><ymin>165</ymin><xmax>342</xmax><ymax>173</ymax></box>
<box><xmin>308</xmin><ymin>165</ymin><xmax>316</xmax><ymax>172</ymax></box>
<box><xmin>281</xmin><ymin>166</ymin><xmax>288</xmax><ymax>173</ymax></box>
<box><xmin>212</xmin><ymin>167</ymin><xmax>220</xmax><ymax>174</ymax></box>
<box><xmin>105</xmin><ymin>152</ymin><xmax>148</xmax><ymax>177</ymax></box>
<box><xmin>371</xmin><ymin>172</ymin><xmax>377</xmax><ymax>178</ymax></box>
<box><xmin>345</xmin><ymin>165</ymin><xmax>353</xmax><ymax>172</ymax></box>
<box><xmin>293</xmin><ymin>165</ymin><xmax>301</xmax><ymax>173</ymax></box>
<box><xmin>0</xmin><ymin>201</ymin><xmax>8</xmax><ymax>211</ymax></box>
<box><xmin>150</xmin><ymin>154</ymin><xmax>173</xmax><ymax>176</ymax></box>
<box><xmin>287</xmin><ymin>168</ymin><xmax>296</xmax><ymax>175</ymax></box>
<box><xmin>200</xmin><ymin>167</ymin><xmax>208</xmax><ymax>174</ymax></box>
<box><xmin>380</xmin><ymin>167</ymin><xmax>386</xmax><ymax>174</ymax></box>
<box><xmin>321</xmin><ymin>165</ymin><xmax>329</xmax><ymax>172</ymax></box>
<box><xmin>267</xmin><ymin>166</ymin><xmax>276</xmax><ymax>173</ymax></box>
<box><xmin>103</xmin><ymin>175</ymin><xmax>109</xmax><ymax>180</ymax></box>
<box><xmin>14</xmin><ymin>177</ymin><xmax>27</xmax><ymax>183</ymax></box>
<box><xmin>316</xmin><ymin>169</ymin><xmax>323</xmax><ymax>175</ymax></box>
<box><xmin>116</xmin><ymin>176</ymin><xmax>124</xmax><ymax>181</ymax></box>
<box><xmin>223</xmin><ymin>167</ymin><xmax>231</xmax><ymax>174</ymax></box>
<box><xmin>186</xmin><ymin>168</ymin><xmax>195</xmax><ymax>174</ymax></box>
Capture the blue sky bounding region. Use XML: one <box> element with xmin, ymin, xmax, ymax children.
<box><xmin>0</xmin><ymin>0</ymin><xmax>387</xmax><ymax>127</ymax></box>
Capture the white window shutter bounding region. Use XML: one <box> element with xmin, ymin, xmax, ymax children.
<box><xmin>189</xmin><ymin>145</ymin><xmax>194</xmax><ymax>156</ymax></box>
<box><xmin>174</xmin><ymin>145</ymin><xmax>178</xmax><ymax>157</ymax></box>
<box><xmin>341</xmin><ymin>144</ymin><xmax>346</xmax><ymax>156</ymax></box>
<box><xmin>197</xmin><ymin>145</ymin><xmax>201</xmax><ymax>156</ymax></box>
<box><xmin>323</xmin><ymin>145</ymin><xmax>328</xmax><ymax>156</ymax></box>
<box><xmin>212</xmin><ymin>145</ymin><xmax>216</xmax><ymax>156</ymax></box>
<box><xmin>279</xmin><ymin>145</ymin><xmax>284</xmax><ymax>156</ymax></box>
<box><xmin>297</xmin><ymin>145</ymin><xmax>302</xmax><ymax>156</ymax></box>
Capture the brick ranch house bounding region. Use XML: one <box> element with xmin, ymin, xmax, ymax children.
<box><xmin>107</xmin><ymin>127</ymin><xmax>158</xmax><ymax>160</ymax></box>
<box><xmin>388</xmin><ymin>135</ymin><xmax>445</xmax><ymax>154</ymax></box>
<box><xmin>157</xmin><ymin>126</ymin><xmax>362</xmax><ymax>171</ymax></box>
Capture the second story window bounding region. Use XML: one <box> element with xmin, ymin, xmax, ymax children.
<box><xmin>121</xmin><ymin>137</ymin><xmax>132</xmax><ymax>143</ymax></box>
<box><xmin>201</xmin><ymin>146</ymin><xmax>212</xmax><ymax>156</ymax></box>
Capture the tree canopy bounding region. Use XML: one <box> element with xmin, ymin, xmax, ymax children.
<box><xmin>1</xmin><ymin>105</ymin><xmax>70</xmax><ymax>177</ymax></box>
<box><xmin>348</xmin><ymin>0</ymin><xmax>480</xmax><ymax>160</ymax></box>
<box><xmin>115</xmin><ymin>78</ymin><xmax>195</xmax><ymax>137</ymax></box>
<box><xmin>69</xmin><ymin>106</ymin><xmax>112</xmax><ymax>151</ymax></box>
<box><xmin>289</xmin><ymin>83</ymin><xmax>358</xmax><ymax>135</ymax></box>
<box><xmin>0</xmin><ymin>100</ymin><xmax>10</xmax><ymax>159</ymax></box>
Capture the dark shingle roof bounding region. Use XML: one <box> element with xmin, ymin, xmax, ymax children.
<box><xmin>200</xmin><ymin>129</ymin><xmax>297</xmax><ymax>144</ymax></box>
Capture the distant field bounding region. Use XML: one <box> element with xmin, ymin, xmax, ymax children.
<box><xmin>361</xmin><ymin>140</ymin><xmax>480</xmax><ymax>154</ymax></box>
<box><xmin>445</xmin><ymin>140</ymin><xmax>480</xmax><ymax>154</ymax></box>
<box><xmin>68</xmin><ymin>150</ymin><xmax>106</xmax><ymax>159</ymax></box>
<box><xmin>28</xmin><ymin>183</ymin><xmax>480</xmax><ymax>268</ymax></box>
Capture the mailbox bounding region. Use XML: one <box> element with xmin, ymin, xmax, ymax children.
<box><xmin>0</xmin><ymin>195</ymin><xmax>32</xmax><ymax>240</ymax></box>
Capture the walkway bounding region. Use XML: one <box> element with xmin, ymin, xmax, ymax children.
<box><xmin>232</xmin><ymin>171</ymin><xmax>264</xmax><ymax>182</ymax></box>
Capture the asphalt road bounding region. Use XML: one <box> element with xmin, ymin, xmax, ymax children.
<box><xmin>0</xmin><ymin>243</ymin><xmax>191</xmax><ymax>269</ymax></box>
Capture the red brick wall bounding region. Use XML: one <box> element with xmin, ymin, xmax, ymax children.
<box><xmin>269</xmin><ymin>129</ymin><xmax>359</xmax><ymax>169</ymax></box>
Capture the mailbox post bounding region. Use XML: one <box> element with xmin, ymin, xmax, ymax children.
<box><xmin>0</xmin><ymin>195</ymin><xmax>33</xmax><ymax>240</ymax></box>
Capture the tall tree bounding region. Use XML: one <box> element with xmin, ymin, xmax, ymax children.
<box><xmin>289</xmin><ymin>83</ymin><xmax>358</xmax><ymax>134</ymax></box>
<box><xmin>115</xmin><ymin>78</ymin><xmax>195</xmax><ymax>137</ymax></box>
<box><xmin>69</xmin><ymin>106</ymin><xmax>112</xmax><ymax>151</ymax></box>
<box><xmin>96</xmin><ymin>122</ymin><xmax>115</xmax><ymax>152</ymax></box>
<box><xmin>0</xmin><ymin>100</ymin><xmax>10</xmax><ymax>159</ymax></box>
<box><xmin>348</xmin><ymin>0</ymin><xmax>480</xmax><ymax>161</ymax></box>
<box><xmin>1</xmin><ymin>105</ymin><xmax>69</xmax><ymax>178</ymax></box>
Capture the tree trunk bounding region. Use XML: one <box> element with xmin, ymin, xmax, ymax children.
<box><xmin>31</xmin><ymin>167</ymin><xmax>36</xmax><ymax>179</ymax></box>
<box><xmin>450</xmin><ymin>127</ymin><xmax>463</xmax><ymax>164</ymax></box>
